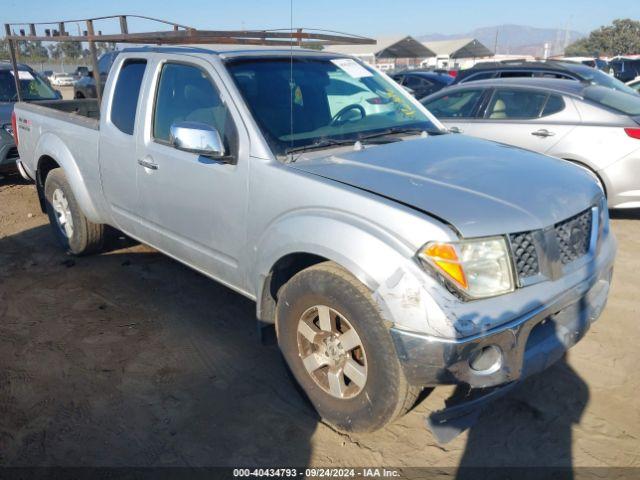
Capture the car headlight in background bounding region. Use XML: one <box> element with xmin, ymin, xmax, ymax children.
<box><xmin>2</xmin><ymin>123</ymin><xmax>14</xmax><ymax>138</ymax></box>
<box><xmin>418</xmin><ymin>237</ymin><xmax>515</xmax><ymax>299</ymax></box>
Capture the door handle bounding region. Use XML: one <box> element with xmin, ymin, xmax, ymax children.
<box><xmin>137</xmin><ymin>158</ymin><xmax>158</xmax><ymax>170</ymax></box>
<box><xmin>449</xmin><ymin>126</ymin><xmax>463</xmax><ymax>134</ymax></box>
<box><xmin>531</xmin><ymin>129</ymin><xmax>555</xmax><ymax>137</ymax></box>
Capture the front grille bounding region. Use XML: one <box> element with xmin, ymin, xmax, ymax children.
<box><xmin>554</xmin><ymin>208</ymin><xmax>592</xmax><ymax>265</ymax></box>
<box><xmin>509</xmin><ymin>231</ymin><xmax>540</xmax><ymax>278</ymax></box>
<box><xmin>509</xmin><ymin>207</ymin><xmax>594</xmax><ymax>284</ymax></box>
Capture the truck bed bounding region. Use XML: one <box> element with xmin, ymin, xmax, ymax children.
<box><xmin>15</xmin><ymin>99</ymin><xmax>104</xmax><ymax>220</ymax></box>
<box><xmin>17</xmin><ymin>99</ymin><xmax>100</xmax><ymax>130</ymax></box>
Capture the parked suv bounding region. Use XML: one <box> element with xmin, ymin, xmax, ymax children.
<box><xmin>610</xmin><ymin>57</ymin><xmax>640</xmax><ymax>83</ymax></box>
<box><xmin>72</xmin><ymin>66</ymin><xmax>90</xmax><ymax>79</ymax></box>
<box><xmin>453</xmin><ymin>60</ymin><xmax>637</xmax><ymax>95</ymax></box>
<box><xmin>0</xmin><ymin>62</ymin><xmax>61</xmax><ymax>175</ymax></box>
<box><xmin>74</xmin><ymin>51</ymin><xmax>119</xmax><ymax>99</ymax></box>
<box><xmin>391</xmin><ymin>71</ymin><xmax>454</xmax><ymax>99</ymax></box>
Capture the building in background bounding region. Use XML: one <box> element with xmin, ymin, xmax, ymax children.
<box><xmin>421</xmin><ymin>38</ymin><xmax>494</xmax><ymax>69</ymax></box>
<box><xmin>328</xmin><ymin>36</ymin><xmax>434</xmax><ymax>71</ymax></box>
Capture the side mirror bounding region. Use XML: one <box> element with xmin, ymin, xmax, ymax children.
<box><xmin>169</xmin><ymin>121</ymin><xmax>226</xmax><ymax>158</ymax></box>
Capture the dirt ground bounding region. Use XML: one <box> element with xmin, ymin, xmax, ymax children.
<box><xmin>0</xmin><ymin>171</ymin><xmax>639</xmax><ymax>471</ymax></box>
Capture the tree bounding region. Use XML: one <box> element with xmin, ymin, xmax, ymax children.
<box><xmin>96</xmin><ymin>41</ymin><xmax>117</xmax><ymax>55</ymax></box>
<box><xmin>0</xmin><ymin>38</ymin><xmax>8</xmax><ymax>61</ymax></box>
<box><xmin>47</xmin><ymin>43</ymin><xmax>62</xmax><ymax>60</ymax></box>
<box><xmin>18</xmin><ymin>40</ymin><xmax>48</xmax><ymax>59</ymax></box>
<box><xmin>60</xmin><ymin>40</ymin><xmax>83</xmax><ymax>60</ymax></box>
<box><xmin>565</xmin><ymin>18</ymin><xmax>640</xmax><ymax>56</ymax></box>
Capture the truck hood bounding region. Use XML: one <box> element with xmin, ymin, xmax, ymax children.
<box><xmin>289</xmin><ymin>134</ymin><xmax>602</xmax><ymax>238</ymax></box>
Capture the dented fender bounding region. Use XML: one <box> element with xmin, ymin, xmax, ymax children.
<box><xmin>252</xmin><ymin>209</ymin><xmax>457</xmax><ymax>335</ymax></box>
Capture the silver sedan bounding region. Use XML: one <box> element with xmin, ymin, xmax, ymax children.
<box><xmin>422</xmin><ymin>78</ymin><xmax>640</xmax><ymax>209</ymax></box>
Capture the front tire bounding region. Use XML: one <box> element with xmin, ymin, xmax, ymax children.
<box><xmin>44</xmin><ymin>168</ymin><xmax>104</xmax><ymax>255</ymax></box>
<box><xmin>276</xmin><ymin>261</ymin><xmax>419</xmax><ymax>433</ymax></box>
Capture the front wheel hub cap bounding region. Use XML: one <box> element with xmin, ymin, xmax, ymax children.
<box><xmin>296</xmin><ymin>305</ymin><xmax>368</xmax><ymax>399</ymax></box>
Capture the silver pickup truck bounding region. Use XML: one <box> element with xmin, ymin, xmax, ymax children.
<box><xmin>13</xmin><ymin>47</ymin><xmax>616</xmax><ymax>436</ymax></box>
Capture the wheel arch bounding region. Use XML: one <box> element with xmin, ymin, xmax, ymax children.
<box><xmin>253</xmin><ymin>212</ymin><xmax>419</xmax><ymax>327</ymax></box>
<box><xmin>34</xmin><ymin>133</ymin><xmax>102</xmax><ymax>222</ymax></box>
<box><xmin>257</xmin><ymin>252</ymin><xmax>329</xmax><ymax>326</ymax></box>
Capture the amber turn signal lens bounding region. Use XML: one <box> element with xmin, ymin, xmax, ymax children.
<box><xmin>421</xmin><ymin>243</ymin><xmax>468</xmax><ymax>289</ymax></box>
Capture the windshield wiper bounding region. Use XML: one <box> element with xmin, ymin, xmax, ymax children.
<box><xmin>284</xmin><ymin>138</ymin><xmax>356</xmax><ymax>157</ymax></box>
<box><xmin>357</xmin><ymin>126</ymin><xmax>438</xmax><ymax>142</ymax></box>
<box><xmin>283</xmin><ymin>126</ymin><xmax>444</xmax><ymax>162</ymax></box>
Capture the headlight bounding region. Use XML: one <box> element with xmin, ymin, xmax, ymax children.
<box><xmin>418</xmin><ymin>237</ymin><xmax>515</xmax><ymax>299</ymax></box>
<box><xmin>2</xmin><ymin>124</ymin><xmax>13</xmax><ymax>138</ymax></box>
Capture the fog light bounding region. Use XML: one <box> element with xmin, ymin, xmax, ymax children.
<box><xmin>469</xmin><ymin>345</ymin><xmax>502</xmax><ymax>373</ymax></box>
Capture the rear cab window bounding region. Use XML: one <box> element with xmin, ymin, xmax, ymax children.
<box><xmin>110</xmin><ymin>59</ymin><xmax>147</xmax><ymax>135</ymax></box>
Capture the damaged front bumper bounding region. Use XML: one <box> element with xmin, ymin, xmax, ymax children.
<box><xmin>389</xmin><ymin>232</ymin><xmax>615</xmax><ymax>443</ymax></box>
<box><xmin>390</xmin><ymin>263</ymin><xmax>613</xmax><ymax>389</ymax></box>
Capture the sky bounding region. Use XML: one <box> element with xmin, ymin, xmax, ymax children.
<box><xmin>2</xmin><ymin>0</ymin><xmax>639</xmax><ymax>37</ymax></box>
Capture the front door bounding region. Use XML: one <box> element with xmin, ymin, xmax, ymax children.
<box><xmin>135</xmin><ymin>56</ymin><xmax>249</xmax><ymax>289</ymax></box>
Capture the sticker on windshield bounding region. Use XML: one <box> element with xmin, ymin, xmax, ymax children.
<box><xmin>10</xmin><ymin>70</ymin><xmax>34</xmax><ymax>80</ymax></box>
<box><xmin>331</xmin><ymin>59</ymin><xmax>373</xmax><ymax>78</ymax></box>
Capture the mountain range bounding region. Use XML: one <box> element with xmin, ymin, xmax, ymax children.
<box><xmin>417</xmin><ymin>24</ymin><xmax>585</xmax><ymax>57</ymax></box>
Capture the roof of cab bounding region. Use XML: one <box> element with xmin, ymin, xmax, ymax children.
<box><xmin>121</xmin><ymin>45</ymin><xmax>349</xmax><ymax>60</ymax></box>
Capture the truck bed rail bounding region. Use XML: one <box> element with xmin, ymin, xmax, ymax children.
<box><xmin>17</xmin><ymin>100</ymin><xmax>100</xmax><ymax>130</ymax></box>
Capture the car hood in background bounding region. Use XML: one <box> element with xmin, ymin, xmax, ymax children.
<box><xmin>289</xmin><ymin>134</ymin><xmax>602</xmax><ymax>238</ymax></box>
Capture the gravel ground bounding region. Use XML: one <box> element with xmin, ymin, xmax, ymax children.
<box><xmin>0</xmin><ymin>172</ymin><xmax>638</xmax><ymax>472</ymax></box>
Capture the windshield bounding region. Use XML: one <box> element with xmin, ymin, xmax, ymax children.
<box><xmin>0</xmin><ymin>69</ymin><xmax>59</xmax><ymax>102</ymax></box>
<box><xmin>584</xmin><ymin>86</ymin><xmax>640</xmax><ymax>116</ymax></box>
<box><xmin>568</xmin><ymin>64</ymin><xmax>638</xmax><ymax>95</ymax></box>
<box><xmin>225</xmin><ymin>56</ymin><xmax>440</xmax><ymax>156</ymax></box>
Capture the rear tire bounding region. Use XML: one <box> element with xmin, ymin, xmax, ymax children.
<box><xmin>276</xmin><ymin>261</ymin><xmax>419</xmax><ymax>433</ymax></box>
<box><xmin>44</xmin><ymin>168</ymin><xmax>104</xmax><ymax>255</ymax></box>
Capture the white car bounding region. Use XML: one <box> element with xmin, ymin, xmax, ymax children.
<box><xmin>627</xmin><ymin>76</ymin><xmax>640</xmax><ymax>93</ymax></box>
<box><xmin>50</xmin><ymin>73</ymin><xmax>76</xmax><ymax>87</ymax></box>
<box><xmin>326</xmin><ymin>69</ymin><xmax>395</xmax><ymax>118</ymax></box>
